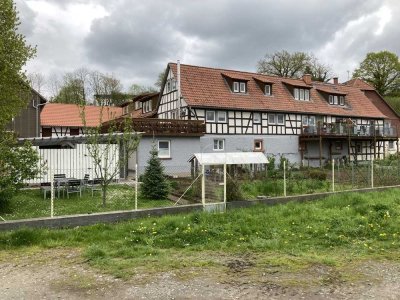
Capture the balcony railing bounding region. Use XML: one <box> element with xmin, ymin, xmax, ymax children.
<box><xmin>102</xmin><ymin>118</ymin><xmax>206</xmax><ymax>136</ymax></box>
<box><xmin>301</xmin><ymin>123</ymin><xmax>398</xmax><ymax>139</ymax></box>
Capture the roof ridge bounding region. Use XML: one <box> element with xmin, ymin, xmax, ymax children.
<box><xmin>169</xmin><ymin>62</ymin><xmax>308</xmax><ymax>83</ymax></box>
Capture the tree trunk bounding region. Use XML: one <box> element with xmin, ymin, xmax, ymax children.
<box><xmin>102</xmin><ymin>186</ymin><xmax>107</xmax><ymax>207</ymax></box>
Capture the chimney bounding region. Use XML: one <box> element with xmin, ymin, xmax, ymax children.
<box><xmin>333</xmin><ymin>77</ymin><xmax>338</xmax><ymax>85</ymax></box>
<box><xmin>302</xmin><ymin>74</ymin><xmax>312</xmax><ymax>85</ymax></box>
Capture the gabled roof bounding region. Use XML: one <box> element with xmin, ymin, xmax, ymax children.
<box><xmin>344</xmin><ymin>78</ymin><xmax>375</xmax><ymax>91</ymax></box>
<box><xmin>168</xmin><ymin>63</ymin><xmax>387</xmax><ymax>119</ymax></box>
<box><xmin>41</xmin><ymin>103</ymin><xmax>122</xmax><ymax>127</ymax></box>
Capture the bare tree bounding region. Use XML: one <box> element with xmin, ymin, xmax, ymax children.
<box><xmin>257</xmin><ymin>50</ymin><xmax>332</xmax><ymax>82</ymax></box>
<box><xmin>27</xmin><ymin>72</ymin><xmax>46</xmax><ymax>93</ymax></box>
<box><xmin>257</xmin><ymin>50</ymin><xmax>311</xmax><ymax>78</ymax></box>
<box><xmin>81</xmin><ymin>107</ymin><xmax>140</xmax><ymax>207</ymax></box>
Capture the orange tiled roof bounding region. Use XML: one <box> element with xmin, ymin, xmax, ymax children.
<box><xmin>41</xmin><ymin>103</ymin><xmax>122</xmax><ymax>127</ymax></box>
<box><xmin>169</xmin><ymin>63</ymin><xmax>387</xmax><ymax>119</ymax></box>
<box><xmin>344</xmin><ymin>78</ymin><xmax>375</xmax><ymax>91</ymax></box>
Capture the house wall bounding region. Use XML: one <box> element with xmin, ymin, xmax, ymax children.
<box><xmin>136</xmin><ymin>136</ymin><xmax>201</xmax><ymax>176</ymax></box>
<box><xmin>7</xmin><ymin>92</ymin><xmax>43</xmax><ymax>138</ymax></box>
<box><xmin>200</xmin><ymin>134</ymin><xmax>300</xmax><ymax>166</ymax></box>
<box><xmin>41</xmin><ymin>126</ymin><xmax>85</xmax><ymax>137</ymax></box>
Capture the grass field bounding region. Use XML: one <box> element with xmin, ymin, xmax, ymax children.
<box><xmin>1</xmin><ymin>188</ymin><xmax>400</xmax><ymax>279</ymax></box>
<box><xmin>0</xmin><ymin>185</ymin><xmax>172</xmax><ymax>221</ymax></box>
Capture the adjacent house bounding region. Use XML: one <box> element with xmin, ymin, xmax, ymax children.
<box><xmin>40</xmin><ymin>103</ymin><xmax>122</xmax><ymax>137</ymax></box>
<box><xmin>155</xmin><ymin>62</ymin><xmax>399</xmax><ymax>167</ymax></box>
<box><xmin>6</xmin><ymin>87</ymin><xmax>47</xmax><ymax>138</ymax></box>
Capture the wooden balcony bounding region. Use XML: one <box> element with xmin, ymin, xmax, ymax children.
<box><xmin>300</xmin><ymin>123</ymin><xmax>398</xmax><ymax>141</ymax></box>
<box><xmin>102</xmin><ymin>118</ymin><xmax>206</xmax><ymax>136</ymax></box>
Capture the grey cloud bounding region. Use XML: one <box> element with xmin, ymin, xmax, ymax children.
<box><xmin>15</xmin><ymin>0</ymin><xmax>37</xmax><ymax>37</ymax></box>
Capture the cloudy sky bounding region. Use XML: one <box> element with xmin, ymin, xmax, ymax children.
<box><xmin>16</xmin><ymin>0</ymin><xmax>399</xmax><ymax>97</ymax></box>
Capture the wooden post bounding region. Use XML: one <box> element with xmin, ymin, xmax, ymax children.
<box><xmin>371</xmin><ymin>158</ymin><xmax>374</xmax><ymax>188</ymax></box>
<box><xmin>135</xmin><ymin>164</ymin><xmax>138</xmax><ymax>211</ymax></box>
<box><xmin>283</xmin><ymin>160</ymin><xmax>286</xmax><ymax>197</ymax></box>
<box><xmin>319</xmin><ymin>135</ymin><xmax>323</xmax><ymax>167</ymax></box>
<box><xmin>332</xmin><ymin>159</ymin><xmax>335</xmax><ymax>192</ymax></box>
<box><xmin>50</xmin><ymin>169</ymin><xmax>54</xmax><ymax>218</ymax></box>
<box><xmin>223</xmin><ymin>164</ymin><xmax>227</xmax><ymax>204</ymax></box>
<box><xmin>202</xmin><ymin>164</ymin><xmax>205</xmax><ymax>207</ymax></box>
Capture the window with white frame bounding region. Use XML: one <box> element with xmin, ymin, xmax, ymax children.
<box><xmin>302</xmin><ymin>115</ymin><xmax>316</xmax><ymax>126</ymax></box>
<box><xmin>329</xmin><ymin>94</ymin><xmax>345</xmax><ymax>106</ymax></box>
<box><xmin>143</xmin><ymin>100</ymin><xmax>152</xmax><ymax>113</ymax></box>
<box><xmin>217</xmin><ymin>111</ymin><xmax>226</xmax><ymax>123</ymax></box>
<box><xmin>123</xmin><ymin>106</ymin><xmax>129</xmax><ymax>114</ymax></box>
<box><xmin>389</xmin><ymin>141</ymin><xmax>395</xmax><ymax>149</ymax></box>
<box><xmin>268</xmin><ymin>113</ymin><xmax>284</xmax><ymax>125</ymax></box>
<box><xmin>158</xmin><ymin>140</ymin><xmax>170</xmax><ymax>158</ymax></box>
<box><xmin>213</xmin><ymin>139</ymin><xmax>224</xmax><ymax>151</ymax></box>
<box><xmin>134</xmin><ymin>101</ymin><xmax>142</xmax><ymax>110</ymax></box>
<box><xmin>277</xmin><ymin>114</ymin><xmax>285</xmax><ymax>125</ymax></box>
<box><xmin>240</xmin><ymin>82</ymin><xmax>246</xmax><ymax>93</ymax></box>
<box><xmin>254</xmin><ymin>139</ymin><xmax>263</xmax><ymax>151</ymax></box>
<box><xmin>294</xmin><ymin>88</ymin><xmax>310</xmax><ymax>101</ymax></box>
<box><xmin>206</xmin><ymin>111</ymin><xmax>215</xmax><ymax>122</ymax></box>
<box><xmin>233</xmin><ymin>82</ymin><xmax>239</xmax><ymax>93</ymax></box>
<box><xmin>233</xmin><ymin>81</ymin><xmax>246</xmax><ymax>93</ymax></box>
<box><xmin>264</xmin><ymin>84</ymin><xmax>271</xmax><ymax>96</ymax></box>
<box><xmin>253</xmin><ymin>112</ymin><xmax>261</xmax><ymax>123</ymax></box>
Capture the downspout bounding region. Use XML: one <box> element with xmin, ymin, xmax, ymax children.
<box><xmin>32</xmin><ymin>95</ymin><xmax>46</xmax><ymax>137</ymax></box>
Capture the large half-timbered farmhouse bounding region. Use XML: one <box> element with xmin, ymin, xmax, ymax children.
<box><xmin>155</xmin><ymin>62</ymin><xmax>399</xmax><ymax>167</ymax></box>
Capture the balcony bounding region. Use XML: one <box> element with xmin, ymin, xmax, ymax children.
<box><xmin>102</xmin><ymin>118</ymin><xmax>206</xmax><ymax>137</ymax></box>
<box><xmin>300</xmin><ymin>123</ymin><xmax>398</xmax><ymax>140</ymax></box>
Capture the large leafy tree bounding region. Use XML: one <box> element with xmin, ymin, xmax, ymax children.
<box><xmin>0</xmin><ymin>0</ymin><xmax>39</xmax><ymax>205</ymax></box>
<box><xmin>353</xmin><ymin>51</ymin><xmax>400</xmax><ymax>95</ymax></box>
<box><xmin>0</xmin><ymin>0</ymin><xmax>36</xmax><ymax>128</ymax></box>
<box><xmin>257</xmin><ymin>50</ymin><xmax>332</xmax><ymax>82</ymax></box>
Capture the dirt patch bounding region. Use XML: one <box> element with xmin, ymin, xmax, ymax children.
<box><xmin>1</xmin><ymin>249</ymin><xmax>400</xmax><ymax>299</ymax></box>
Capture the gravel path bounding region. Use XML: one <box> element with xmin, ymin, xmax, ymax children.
<box><xmin>1</xmin><ymin>249</ymin><xmax>400</xmax><ymax>299</ymax></box>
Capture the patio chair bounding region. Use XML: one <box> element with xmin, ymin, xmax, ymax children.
<box><xmin>82</xmin><ymin>174</ymin><xmax>90</xmax><ymax>190</ymax></box>
<box><xmin>40</xmin><ymin>182</ymin><xmax>51</xmax><ymax>200</ymax></box>
<box><xmin>66</xmin><ymin>179</ymin><xmax>82</xmax><ymax>198</ymax></box>
<box><xmin>54</xmin><ymin>174</ymin><xmax>67</xmax><ymax>198</ymax></box>
<box><xmin>87</xmin><ymin>178</ymin><xmax>102</xmax><ymax>197</ymax></box>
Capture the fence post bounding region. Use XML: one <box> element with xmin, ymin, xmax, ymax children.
<box><xmin>223</xmin><ymin>164</ymin><xmax>227</xmax><ymax>204</ymax></box>
<box><xmin>50</xmin><ymin>169</ymin><xmax>54</xmax><ymax>218</ymax></box>
<box><xmin>371</xmin><ymin>157</ymin><xmax>374</xmax><ymax>188</ymax></box>
<box><xmin>135</xmin><ymin>163</ymin><xmax>138</xmax><ymax>210</ymax></box>
<box><xmin>283</xmin><ymin>160</ymin><xmax>287</xmax><ymax>197</ymax></box>
<box><xmin>332</xmin><ymin>159</ymin><xmax>335</xmax><ymax>192</ymax></box>
<box><xmin>202</xmin><ymin>164</ymin><xmax>205</xmax><ymax>207</ymax></box>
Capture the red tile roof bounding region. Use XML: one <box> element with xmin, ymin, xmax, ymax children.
<box><xmin>41</xmin><ymin>103</ymin><xmax>122</xmax><ymax>127</ymax></box>
<box><xmin>169</xmin><ymin>63</ymin><xmax>387</xmax><ymax>119</ymax></box>
<box><xmin>344</xmin><ymin>78</ymin><xmax>375</xmax><ymax>91</ymax></box>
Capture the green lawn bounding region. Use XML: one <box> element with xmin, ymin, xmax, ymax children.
<box><xmin>1</xmin><ymin>188</ymin><xmax>400</xmax><ymax>278</ymax></box>
<box><xmin>0</xmin><ymin>185</ymin><xmax>172</xmax><ymax>220</ymax></box>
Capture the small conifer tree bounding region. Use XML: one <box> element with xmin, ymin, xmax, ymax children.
<box><xmin>140</xmin><ymin>145</ymin><xmax>169</xmax><ymax>199</ymax></box>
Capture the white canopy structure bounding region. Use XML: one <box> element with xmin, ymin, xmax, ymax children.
<box><xmin>188</xmin><ymin>152</ymin><xmax>268</xmax><ymax>210</ymax></box>
<box><xmin>193</xmin><ymin>152</ymin><xmax>268</xmax><ymax>165</ymax></box>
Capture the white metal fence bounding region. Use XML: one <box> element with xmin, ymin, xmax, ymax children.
<box><xmin>27</xmin><ymin>144</ymin><xmax>120</xmax><ymax>184</ymax></box>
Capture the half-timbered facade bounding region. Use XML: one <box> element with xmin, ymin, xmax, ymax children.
<box><xmin>41</xmin><ymin>103</ymin><xmax>122</xmax><ymax>137</ymax></box>
<box><xmin>156</xmin><ymin>63</ymin><xmax>399</xmax><ymax>166</ymax></box>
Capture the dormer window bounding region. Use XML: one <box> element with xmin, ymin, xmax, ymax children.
<box><xmin>233</xmin><ymin>81</ymin><xmax>246</xmax><ymax>93</ymax></box>
<box><xmin>264</xmin><ymin>84</ymin><xmax>271</xmax><ymax>96</ymax></box>
<box><xmin>294</xmin><ymin>88</ymin><xmax>310</xmax><ymax>101</ymax></box>
<box><xmin>240</xmin><ymin>82</ymin><xmax>246</xmax><ymax>93</ymax></box>
<box><xmin>233</xmin><ymin>82</ymin><xmax>239</xmax><ymax>92</ymax></box>
<box><xmin>329</xmin><ymin>95</ymin><xmax>345</xmax><ymax>106</ymax></box>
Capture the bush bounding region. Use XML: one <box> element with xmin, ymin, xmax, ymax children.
<box><xmin>305</xmin><ymin>168</ymin><xmax>327</xmax><ymax>181</ymax></box>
